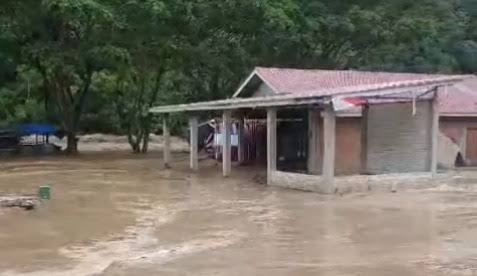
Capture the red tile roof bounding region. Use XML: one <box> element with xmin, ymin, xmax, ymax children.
<box><xmin>439</xmin><ymin>77</ymin><xmax>477</xmax><ymax>116</ymax></box>
<box><xmin>336</xmin><ymin>77</ymin><xmax>477</xmax><ymax>117</ymax></box>
<box><xmin>254</xmin><ymin>67</ymin><xmax>452</xmax><ymax>95</ymax></box>
<box><xmin>246</xmin><ymin>67</ymin><xmax>475</xmax><ymax>115</ymax></box>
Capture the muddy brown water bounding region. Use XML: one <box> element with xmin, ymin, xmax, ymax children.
<box><xmin>1</xmin><ymin>152</ymin><xmax>477</xmax><ymax>276</ymax></box>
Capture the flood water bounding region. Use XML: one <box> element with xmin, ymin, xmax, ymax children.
<box><xmin>1</xmin><ymin>152</ymin><xmax>477</xmax><ymax>276</ymax></box>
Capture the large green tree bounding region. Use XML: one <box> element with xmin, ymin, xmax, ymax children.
<box><xmin>107</xmin><ymin>0</ymin><xmax>172</xmax><ymax>153</ymax></box>
<box><xmin>4</xmin><ymin>0</ymin><xmax>123</xmax><ymax>153</ymax></box>
<box><xmin>1</xmin><ymin>0</ymin><xmax>477</xmax><ymax>154</ymax></box>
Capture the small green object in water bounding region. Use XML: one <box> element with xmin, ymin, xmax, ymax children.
<box><xmin>39</xmin><ymin>186</ymin><xmax>51</xmax><ymax>200</ymax></box>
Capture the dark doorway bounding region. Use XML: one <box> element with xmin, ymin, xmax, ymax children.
<box><xmin>276</xmin><ymin>110</ymin><xmax>308</xmax><ymax>173</ymax></box>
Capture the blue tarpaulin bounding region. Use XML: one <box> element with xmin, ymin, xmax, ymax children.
<box><xmin>16</xmin><ymin>124</ymin><xmax>57</xmax><ymax>136</ymax></box>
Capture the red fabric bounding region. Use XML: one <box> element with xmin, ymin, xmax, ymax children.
<box><xmin>344</xmin><ymin>97</ymin><xmax>367</xmax><ymax>106</ymax></box>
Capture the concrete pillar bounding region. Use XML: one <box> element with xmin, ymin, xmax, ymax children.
<box><xmin>322</xmin><ymin>105</ymin><xmax>336</xmax><ymax>192</ymax></box>
<box><xmin>307</xmin><ymin>108</ymin><xmax>321</xmax><ymax>175</ymax></box>
<box><xmin>163</xmin><ymin>116</ymin><xmax>171</xmax><ymax>168</ymax></box>
<box><xmin>222</xmin><ymin>110</ymin><xmax>232</xmax><ymax>177</ymax></box>
<box><xmin>189</xmin><ymin>116</ymin><xmax>199</xmax><ymax>171</ymax></box>
<box><xmin>360</xmin><ymin>104</ymin><xmax>369</xmax><ymax>174</ymax></box>
<box><xmin>267</xmin><ymin>108</ymin><xmax>277</xmax><ymax>183</ymax></box>
<box><xmin>238</xmin><ymin>118</ymin><xmax>245</xmax><ymax>164</ymax></box>
<box><xmin>430</xmin><ymin>91</ymin><xmax>439</xmax><ymax>175</ymax></box>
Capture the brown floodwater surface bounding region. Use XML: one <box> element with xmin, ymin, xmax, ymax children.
<box><xmin>1</xmin><ymin>152</ymin><xmax>477</xmax><ymax>276</ymax></box>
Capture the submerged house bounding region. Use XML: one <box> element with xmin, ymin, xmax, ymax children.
<box><xmin>150</xmin><ymin>67</ymin><xmax>468</xmax><ymax>193</ymax></box>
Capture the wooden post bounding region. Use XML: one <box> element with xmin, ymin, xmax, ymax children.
<box><xmin>267</xmin><ymin>108</ymin><xmax>277</xmax><ymax>184</ymax></box>
<box><xmin>461</xmin><ymin>127</ymin><xmax>468</xmax><ymax>161</ymax></box>
<box><xmin>222</xmin><ymin>110</ymin><xmax>232</xmax><ymax>177</ymax></box>
<box><xmin>322</xmin><ymin>105</ymin><xmax>336</xmax><ymax>192</ymax></box>
<box><xmin>360</xmin><ymin>104</ymin><xmax>369</xmax><ymax>174</ymax></box>
<box><xmin>163</xmin><ymin>115</ymin><xmax>171</xmax><ymax>168</ymax></box>
<box><xmin>308</xmin><ymin>108</ymin><xmax>321</xmax><ymax>175</ymax></box>
<box><xmin>238</xmin><ymin>118</ymin><xmax>245</xmax><ymax>164</ymax></box>
<box><xmin>430</xmin><ymin>90</ymin><xmax>439</xmax><ymax>175</ymax></box>
<box><xmin>189</xmin><ymin>116</ymin><xmax>199</xmax><ymax>171</ymax></box>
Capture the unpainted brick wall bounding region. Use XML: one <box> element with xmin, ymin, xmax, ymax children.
<box><xmin>366</xmin><ymin>101</ymin><xmax>432</xmax><ymax>174</ymax></box>
<box><xmin>335</xmin><ymin>117</ymin><xmax>362</xmax><ymax>175</ymax></box>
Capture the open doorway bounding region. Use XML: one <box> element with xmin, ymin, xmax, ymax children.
<box><xmin>276</xmin><ymin>109</ymin><xmax>308</xmax><ymax>173</ymax></box>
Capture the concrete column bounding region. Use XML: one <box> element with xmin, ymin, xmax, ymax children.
<box><xmin>189</xmin><ymin>116</ymin><xmax>199</xmax><ymax>171</ymax></box>
<box><xmin>430</xmin><ymin>91</ymin><xmax>439</xmax><ymax>175</ymax></box>
<box><xmin>360</xmin><ymin>104</ymin><xmax>369</xmax><ymax>174</ymax></box>
<box><xmin>238</xmin><ymin>118</ymin><xmax>245</xmax><ymax>164</ymax></box>
<box><xmin>267</xmin><ymin>108</ymin><xmax>277</xmax><ymax>183</ymax></box>
<box><xmin>322</xmin><ymin>105</ymin><xmax>336</xmax><ymax>192</ymax></box>
<box><xmin>163</xmin><ymin>116</ymin><xmax>171</xmax><ymax>168</ymax></box>
<box><xmin>307</xmin><ymin>108</ymin><xmax>321</xmax><ymax>175</ymax></box>
<box><xmin>222</xmin><ymin>110</ymin><xmax>232</xmax><ymax>177</ymax></box>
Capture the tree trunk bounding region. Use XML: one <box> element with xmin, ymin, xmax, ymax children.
<box><xmin>127</xmin><ymin>132</ymin><xmax>141</xmax><ymax>153</ymax></box>
<box><xmin>141</xmin><ymin>133</ymin><xmax>150</xmax><ymax>153</ymax></box>
<box><xmin>140</xmin><ymin>115</ymin><xmax>151</xmax><ymax>153</ymax></box>
<box><xmin>66</xmin><ymin>132</ymin><xmax>78</xmax><ymax>154</ymax></box>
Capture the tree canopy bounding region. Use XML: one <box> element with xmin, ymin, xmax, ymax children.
<box><xmin>1</xmin><ymin>0</ymin><xmax>476</xmax><ymax>153</ymax></box>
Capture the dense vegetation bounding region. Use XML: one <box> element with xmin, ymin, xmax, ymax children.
<box><xmin>1</xmin><ymin>0</ymin><xmax>476</xmax><ymax>153</ymax></box>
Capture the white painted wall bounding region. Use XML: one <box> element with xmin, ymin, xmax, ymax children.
<box><xmin>252</xmin><ymin>83</ymin><xmax>275</xmax><ymax>97</ymax></box>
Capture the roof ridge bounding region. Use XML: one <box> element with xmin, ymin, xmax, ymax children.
<box><xmin>254</xmin><ymin>66</ymin><xmax>458</xmax><ymax>76</ymax></box>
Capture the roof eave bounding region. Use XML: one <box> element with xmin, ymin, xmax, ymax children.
<box><xmin>441</xmin><ymin>113</ymin><xmax>477</xmax><ymax>117</ymax></box>
<box><xmin>231</xmin><ymin>70</ymin><xmax>257</xmax><ymax>98</ymax></box>
<box><xmin>150</xmin><ymin>75</ymin><xmax>466</xmax><ymax>114</ymax></box>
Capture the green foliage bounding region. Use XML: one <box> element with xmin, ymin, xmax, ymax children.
<box><xmin>0</xmin><ymin>67</ymin><xmax>46</xmax><ymax>126</ymax></box>
<box><xmin>454</xmin><ymin>40</ymin><xmax>477</xmax><ymax>73</ymax></box>
<box><xmin>5</xmin><ymin>0</ymin><xmax>123</xmax><ymax>152</ymax></box>
<box><xmin>1</xmin><ymin>0</ymin><xmax>477</xmax><ymax>153</ymax></box>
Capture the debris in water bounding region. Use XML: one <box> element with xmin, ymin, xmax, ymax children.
<box><xmin>38</xmin><ymin>185</ymin><xmax>51</xmax><ymax>200</ymax></box>
<box><xmin>0</xmin><ymin>195</ymin><xmax>40</xmax><ymax>210</ymax></box>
